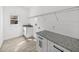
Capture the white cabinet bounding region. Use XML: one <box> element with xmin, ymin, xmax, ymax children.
<box><xmin>36</xmin><ymin>35</ymin><xmax>48</xmax><ymax>52</ymax></box>
<box><xmin>36</xmin><ymin>34</ymin><xmax>70</xmax><ymax>52</ymax></box>
<box><xmin>48</xmin><ymin>40</ymin><xmax>63</xmax><ymax>52</ymax></box>
<box><xmin>48</xmin><ymin>40</ymin><xmax>70</xmax><ymax>52</ymax></box>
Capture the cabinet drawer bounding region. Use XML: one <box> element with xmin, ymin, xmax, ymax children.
<box><xmin>48</xmin><ymin>40</ymin><xmax>61</xmax><ymax>52</ymax></box>
<box><xmin>48</xmin><ymin>40</ymin><xmax>70</xmax><ymax>52</ymax></box>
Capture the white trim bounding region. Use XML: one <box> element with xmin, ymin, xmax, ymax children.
<box><xmin>0</xmin><ymin>40</ymin><xmax>3</xmax><ymax>48</ymax></box>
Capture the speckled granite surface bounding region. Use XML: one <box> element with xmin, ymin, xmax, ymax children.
<box><xmin>37</xmin><ymin>30</ymin><xmax>79</xmax><ymax>52</ymax></box>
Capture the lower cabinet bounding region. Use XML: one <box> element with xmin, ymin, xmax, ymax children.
<box><xmin>36</xmin><ymin>34</ymin><xmax>70</xmax><ymax>52</ymax></box>
<box><xmin>36</xmin><ymin>35</ymin><xmax>48</xmax><ymax>52</ymax></box>
<box><xmin>48</xmin><ymin>40</ymin><xmax>70</xmax><ymax>52</ymax></box>
<box><xmin>48</xmin><ymin>40</ymin><xmax>61</xmax><ymax>52</ymax></box>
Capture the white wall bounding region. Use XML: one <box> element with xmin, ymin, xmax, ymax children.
<box><xmin>30</xmin><ymin>6</ymin><xmax>79</xmax><ymax>39</ymax></box>
<box><xmin>29</xmin><ymin>6</ymin><xmax>73</xmax><ymax>37</ymax></box>
<box><xmin>3</xmin><ymin>6</ymin><xmax>30</xmax><ymax>40</ymax></box>
<box><xmin>0</xmin><ymin>7</ymin><xmax>3</xmax><ymax>47</ymax></box>
<box><xmin>29</xmin><ymin>6</ymin><xmax>73</xmax><ymax>17</ymax></box>
<box><xmin>55</xmin><ymin>10</ymin><xmax>79</xmax><ymax>39</ymax></box>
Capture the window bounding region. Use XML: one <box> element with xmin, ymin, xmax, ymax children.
<box><xmin>10</xmin><ymin>16</ymin><xmax>18</xmax><ymax>24</ymax></box>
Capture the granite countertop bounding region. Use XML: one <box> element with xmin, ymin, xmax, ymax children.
<box><xmin>37</xmin><ymin>30</ymin><xmax>79</xmax><ymax>52</ymax></box>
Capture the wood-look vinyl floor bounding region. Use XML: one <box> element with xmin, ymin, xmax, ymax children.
<box><xmin>0</xmin><ymin>37</ymin><xmax>37</xmax><ymax>52</ymax></box>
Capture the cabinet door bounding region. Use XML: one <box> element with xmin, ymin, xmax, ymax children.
<box><xmin>48</xmin><ymin>40</ymin><xmax>61</xmax><ymax>52</ymax></box>
<box><xmin>48</xmin><ymin>40</ymin><xmax>55</xmax><ymax>52</ymax></box>
<box><xmin>48</xmin><ymin>40</ymin><xmax>70</xmax><ymax>52</ymax></box>
<box><xmin>42</xmin><ymin>38</ymin><xmax>48</xmax><ymax>52</ymax></box>
<box><xmin>55</xmin><ymin>10</ymin><xmax>79</xmax><ymax>38</ymax></box>
<box><xmin>36</xmin><ymin>35</ymin><xmax>48</xmax><ymax>52</ymax></box>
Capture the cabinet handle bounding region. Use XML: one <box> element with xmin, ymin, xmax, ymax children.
<box><xmin>53</xmin><ymin>45</ymin><xmax>64</xmax><ymax>52</ymax></box>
